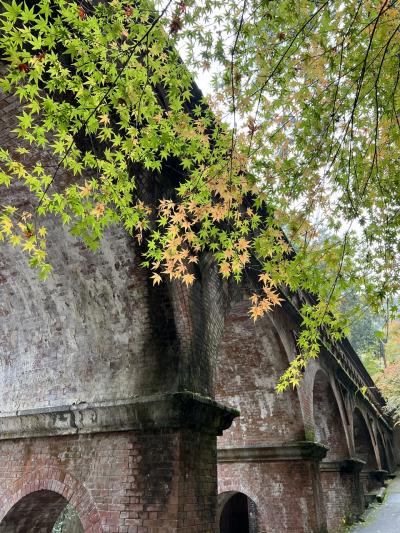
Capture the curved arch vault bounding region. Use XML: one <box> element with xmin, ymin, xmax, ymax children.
<box><xmin>0</xmin><ymin>490</ymin><xmax>83</xmax><ymax>533</ymax></box>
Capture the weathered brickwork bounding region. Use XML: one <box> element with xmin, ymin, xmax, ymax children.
<box><xmin>216</xmin><ymin>301</ymin><xmax>304</xmax><ymax>448</ymax></box>
<box><xmin>0</xmin><ymin>226</ymin><xmax>162</xmax><ymax>411</ymax></box>
<box><xmin>218</xmin><ymin>461</ymin><xmax>324</xmax><ymax>533</ymax></box>
<box><xmin>0</xmin><ymin>429</ymin><xmax>219</xmax><ymax>532</ymax></box>
<box><xmin>319</xmin><ymin>471</ymin><xmax>359</xmax><ymax>532</ymax></box>
<box><xmin>0</xmin><ymin>78</ymin><xmax>237</xmax><ymax>532</ymax></box>
<box><xmin>0</xmin><ymin>75</ymin><xmax>396</xmax><ymax>532</ymax></box>
<box><xmin>216</xmin><ymin>296</ymin><xmax>396</xmax><ymax>533</ymax></box>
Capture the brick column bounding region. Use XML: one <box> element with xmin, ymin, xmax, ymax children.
<box><xmin>319</xmin><ymin>459</ymin><xmax>365</xmax><ymax>530</ymax></box>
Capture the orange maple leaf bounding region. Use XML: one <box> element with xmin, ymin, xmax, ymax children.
<box><xmin>183</xmin><ymin>273</ymin><xmax>195</xmax><ymax>286</ymax></box>
<box><xmin>151</xmin><ymin>272</ymin><xmax>162</xmax><ymax>285</ymax></box>
<box><xmin>220</xmin><ymin>262</ymin><xmax>231</xmax><ymax>278</ymax></box>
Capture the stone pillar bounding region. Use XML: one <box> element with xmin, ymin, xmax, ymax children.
<box><xmin>319</xmin><ymin>458</ymin><xmax>365</xmax><ymax>530</ymax></box>
<box><xmin>359</xmin><ymin>468</ymin><xmax>387</xmax><ymax>498</ymax></box>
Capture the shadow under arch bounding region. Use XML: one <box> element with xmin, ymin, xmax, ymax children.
<box><xmin>0</xmin><ymin>467</ymin><xmax>102</xmax><ymax>532</ymax></box>
<box><xmin>218</xmin><ymin>491</ymin><xmax>259</xmax><ymax>533</ymax></box>
<box><xmin>0</xmin><ymin>490</ymin><xmax>83</xmax><ymax>533</ymax></box>
<box><xmin>377</xmin><ymin>430</ymin><xmax>390</xmax><ymax>471</ymax></box>
<box><xmin>387</xmin><ymin>440</ymin><xmax>396</xmax><ymax>471</ymax></box>
<box><xmin>216</xmin><ymin>299</ymin><xmax>305</xmax><ymax>444</ymax></box>
<box><xmin>312</xmin><ymin>369</ymin><xmax>349</xmax><ymax>460</ymax></box>
<box><xmin>353</xmin><ymin>408</ymin><xmax>377</xmax><ymax>469</ymax></box>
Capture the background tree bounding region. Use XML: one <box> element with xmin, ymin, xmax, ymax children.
<box><xmin>0</xmin><ymin>0</ymin><xmax>399</xmax><ymax>389</ymax></box>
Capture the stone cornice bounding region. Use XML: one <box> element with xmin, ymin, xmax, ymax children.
<box><xmin>359</xmin><ymin>469</ymin><xmax>389</xmax><ymax>482</ymax></box>
<box><xmin>217</xmin><ymin>441</ymin><xmax>328</xmax><ymax>463</ymax></box>
<box><xmin>319</xmin><ymin>458</ymin><xmax>365</xmax><ymax>473</ymax></box>
<box><xmin>0</xmin><ymin>392</ymin><xmax>239</xmax><ymax>440</ymax></box>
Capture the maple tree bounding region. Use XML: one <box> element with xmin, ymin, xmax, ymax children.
<box><xmin>371</xmin><ymin>320</ymin><xmax>400</xmax><ymax>420</ymax></box>
<box><xmin>0</xmin><ymin>0</ymin><xmax>399</xmax><ymax>390</ymax></box>
<box><xmin>376</xmin><ymin>358</ymin><xmax>400</xmax><ymax>424</ymax></box>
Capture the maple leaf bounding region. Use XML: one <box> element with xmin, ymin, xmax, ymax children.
<box><xmin>237</xmin><ymin>238</ymin><xmax>249</xmax><ymax>250</ymax></box>
<box><xmin>259</xmin><ymin>272</ymin><xmax>272</xmax><ymax>285</ymax></box>
<box><xmin>151</xmin><ymin>272</ymin><xmax>162</xmax><ymax>285</ymax></box>
<box><xmin>260</xmin><ymin>298</ymin><xmax>272</xmax><ymax>313</ymax></box>
<box><xmin>183</xmin><ymin>273</ymin><xmax>195</xmax><ymax>286</ymax></box>
<box><xmin>21</xmin><ymin>211</ymin><xmax>32</xmax><ymax>222</ymax></box>
<box><xmin>99</xmin><ymin>114</ymin><xmax>110</xmax><ymax>125</ymax></box>
<box><xmin>92</xmin><ymin>203</ymin><xmax>105</xmax><ymax>219</ymax></box>
<box><xmin>170</xmin><ymin>14</ymin><xmax>182</xmax><ymax>34</ymax></box>
<box><xmin>78</xmin><ymin>182</ymin><xmax>92</xmax><ymax>197</ymax></box>
<box><xmin>18</xmin><ymin>63</ymin><xmax>29</xmax><ymax>73</ymax></box>
<box><xmin>250</xmin><ymin>293</ymin><xmax>259</xmax><ymax>304</ymax></box>
<box><xmin>269</xmin><ymin>291</ymin><xmax>283</xmax><ymax>307</ymax></box>
<box><xmin>22</xmin><ymin>239</ymin><xmax>36</xmax><ymax>252</ymax></box>
<box><xmin>249</xmin><ymin>304</ymin><xmax>263</xmax><ymax>322</ymax></box>
<box><xmin>219</xmin><ymin>262</ymin><xmax>231</xmax><ymax>278</ymax></box>
<box><xmin>239</xmin><ymin>251</ymin><xmax>250</xmax><ymax>265</ymax></box>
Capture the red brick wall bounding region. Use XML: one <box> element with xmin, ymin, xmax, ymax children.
<box><xmin>313</xmin><ymin>371</ymin><xmax>349</xmax><ymax>461</ymax></box>
<box><xmin>353</xmin><ymin>409</ymin><xmax>377</xmax><ymax>470</ymax></box>
<box><xmin>218</xmin><ymin>461</ymin><xmax>322</xmax><ymax>533</ymax></box>
<box><xmin>216</xmin><ymin>302</ymin><xmax>305</xmax><ymax>447</ymax></box>
<box><xmin>0</xmin><ymin>429</ymin><xmax>218</xmax><ymax>533</ymax></box>
<box><xmin>320</xmin><ymin>472</ymin><xmax>359</xmax><ymax>532</ymax></box>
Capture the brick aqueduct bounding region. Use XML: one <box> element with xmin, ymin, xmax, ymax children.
<box><xmin>0</xmin><ymin>74</ymin><xmax>398</xmax><ymax>533</ymax></box>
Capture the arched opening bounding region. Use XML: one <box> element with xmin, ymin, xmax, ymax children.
<box><xmin>387</xmin><ymin>441</ymin><xmax>396</xmax><ymax>471</ymax></box>
<box><xmin>216</xmin><ymin>301</ymin><xmax>305</xmax><ymax>447</ymax></box>
<box><xmin>0</xmin><ymin>490</ymin><xmax>83</xmax><ymax>533</ymax></box>
<box><xmin>353</xmin><ymin>408</ymin><xmax>377</xmax><ymax>469</ymax></box>
<box><xmin>313</xmin><ymin>370</ymin><xmax>349</xmax><ymax>460</ymax></box>
<box><xmin>218</xmin><ymin>492</ymin><xmax>258</xmax><ymax>533</ymax></box>
<box><xmin>377</xmin><ymin>431</ymin><xmax>389</xmax><ymax>472</ymax></box>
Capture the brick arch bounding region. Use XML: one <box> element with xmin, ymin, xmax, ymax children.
<box><xmin>352</xmin><ymin>408</ymin><xmax>378</xmax><ymax>470</ymax></box>
<box><xmin>218</xmin><ymin>490</ymin><xmax>259</xmax><ymax>533</ymax></box>
<box><xmin>0</xmin><ymin>467</ymin><xmax>102</xmax><ymax>532</ymax></box>
<box><xmin>312</xmin><ymin>369</ymin><xmax>349</xmax><ymax>460</ymax></box>
<box><xmin>376</xmin><ymin>430</ymin><xmax>389</xmax><ymax>471</ymax></box>
<box><xmin>387</xmin><ymin>439</ymin><xmax>396</xmax><ymax>471</ymax></box>
<box><xmin>0</xmin><ymin>490</ymin><xmax>78</xmax><ymax>532</ymax></box>
<box><xmin>216</xmin><ymin>300</ymin><xmax>305</xmax><ymax>446</ymax></box>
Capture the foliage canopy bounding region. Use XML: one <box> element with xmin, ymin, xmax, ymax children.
<box><xmin>0</xmin><ymin>0</ymin><xmax>399</xmax><ymax>389</ymax></box>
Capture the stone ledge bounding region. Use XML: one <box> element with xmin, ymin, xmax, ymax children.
<box><xmin>359</xmin><ymin>469</ymin><xmax>389</xmax><ymax>483</ymax></box>
<box><xmin>0</xmin><ymin>392</ymin><xmax>239</xmax><ymax>440</ymax></box>
<box><xmin>319</xmin><ymin>458</ymin><xmax>365</xmax><ymax>473</ymax></box>
<box><xmin>217</xmin><ymin>441</ymin><xmax>328</xmax><ymax>463</ymax></box>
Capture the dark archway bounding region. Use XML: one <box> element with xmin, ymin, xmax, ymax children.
<box><xmin>387</xmin><ymin>441</ymin><xmax>396</xmax><ymax>471</ymax></box>
<box><xmin>313</xmin><ymin>370</ymin><xmax>349</xmax><ymax>460</ymax></box>
<box><xmin>0</xmin><ymin>490</ymin><xmax>83</xmax><ymax>533</ymax></box>
<box><xmin>353</xmin><ymin>408</ymin><xmax>377</xmax><ymax>469</ymax></box>
<box><xmin>377</xmin><ymin>431</ymin><xmax>389</xmax><ymax>471</ymax></box>
<box><xmin>219</xmin><ymin>492</ymin><xmax>259</xmax><ymax>533</ymax></box>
